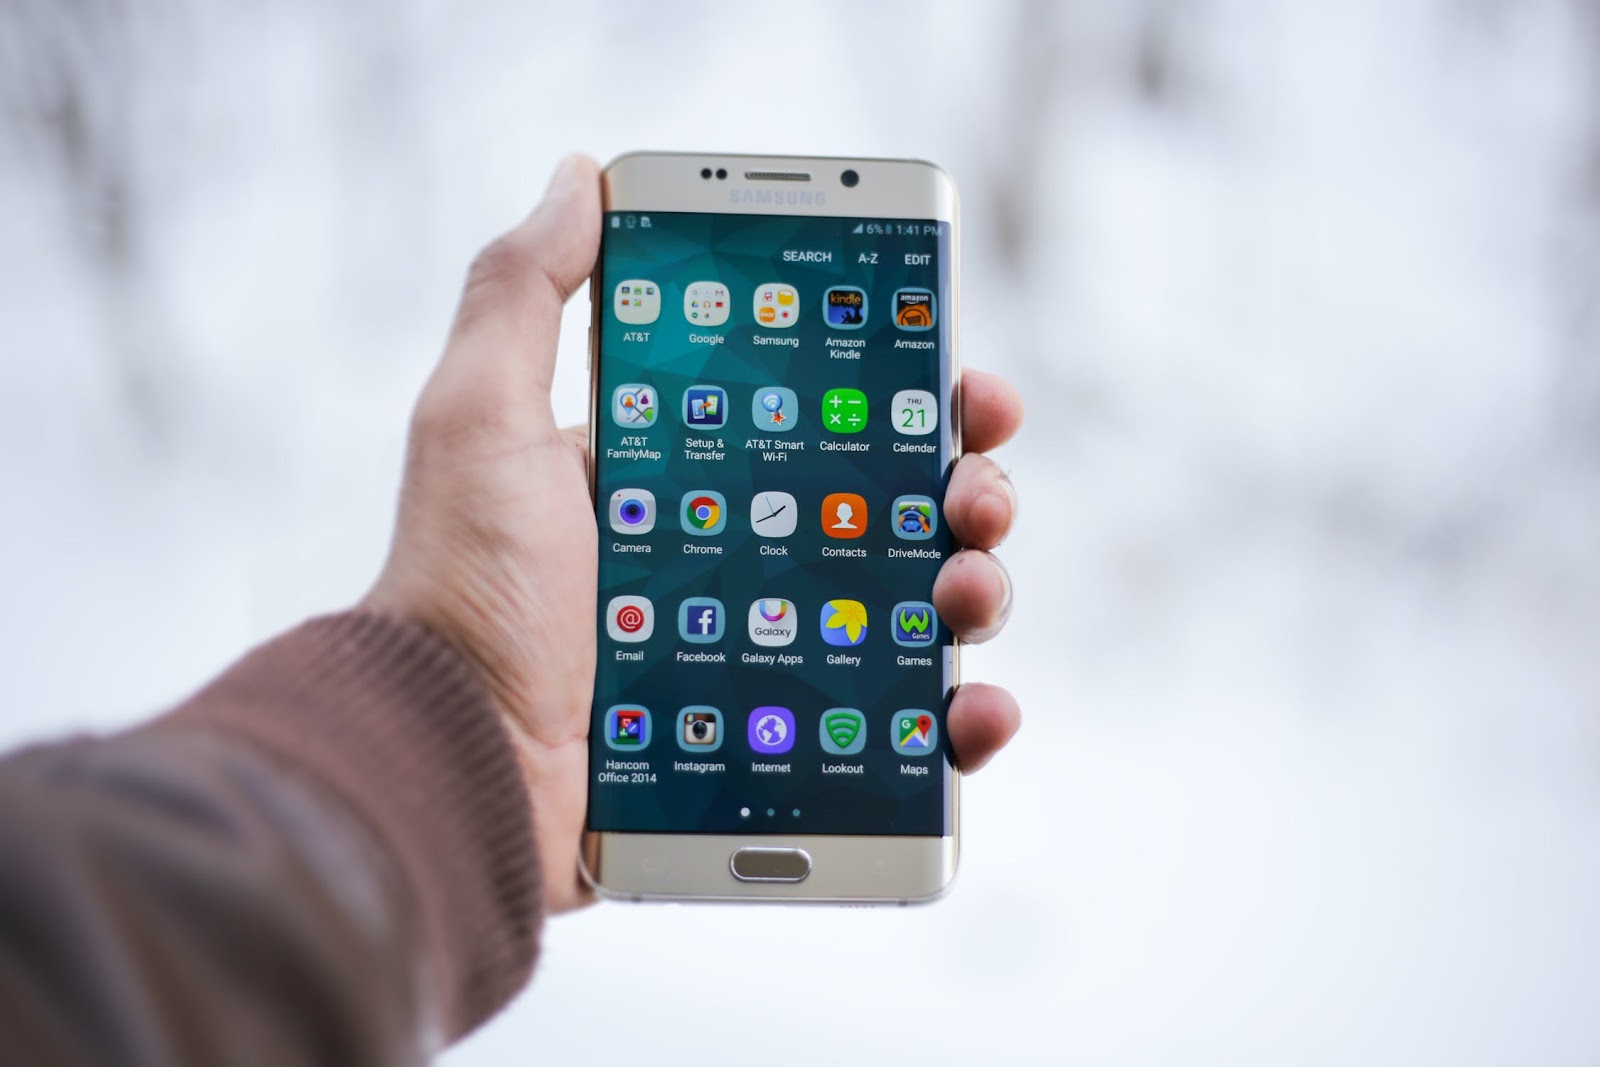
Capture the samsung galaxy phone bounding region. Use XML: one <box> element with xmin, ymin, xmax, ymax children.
<box><xmin>582</xmin><ymin>153</ymin><xmax>960</xmax><ymax>902</ymax></box>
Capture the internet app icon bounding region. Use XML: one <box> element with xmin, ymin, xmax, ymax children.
<box><xmin>680</xmin><ymin>490</ymin><xmax>727</xmax><ymax>535</ymax></box>
<box><xmin>818</xmin><ymin>708</ymin><xmax>867</xmax><ymax>756</ymax></box>
<box><xmin>682</xmin><ymin>385</ymin><xmax>727</xmax><ymax>429</ymax></box>
<box><xmin>604</xmin><ymin>705</ymin><xmax>652</xmax><ymax>751</ymax></box>
<box><xmin>678</xmin><ymin>597</ymin><xmax>725</xmax><ymax>643</ymax></box>
<box><xmin>752</xmin><ymin>386</ymin><xmax>799</xmax><ymax>432</ymax></box>
<box><xmin>612</xmin><ymin>383</ymin><xmax>657</xmax><ymax>428</ymax></box>
<box><xmin>890</xmin><ymin>710</ymin><xmax>938</xmax><ymax>757</ymax></box>
<box><xmin>819</xmin><ymin>599</ymin><xmax>868</xmax><ymax>647</ymax></box>
<box><xmin>747</xmin><ymin>598</ymin><xmax>798</xmax><ymax>646</ymax></box>
<box><xmin>748</xmin><ymin>706</ymin><xmax>796</xmax><ymax>755</ymax></box>
<box><xmin>890</xmin><ymin>601</ymin><xmax>938</xmax><ymax>648</ymax></box>
<box><xmin>892</xmin><ymin>495</ymin><xmax>938</xmax><ymax>541</ymax></box>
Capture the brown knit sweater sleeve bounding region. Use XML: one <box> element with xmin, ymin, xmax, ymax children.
<box><xmin>0</xmin><ymin>612</ymin><xmax>541</xmax><ymax>1066</ymax></box>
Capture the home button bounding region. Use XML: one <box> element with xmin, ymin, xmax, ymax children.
<box><xmin>730</xmin><ymin>847</ymin><xmax>812</xmax><ymax>883</ymax></box>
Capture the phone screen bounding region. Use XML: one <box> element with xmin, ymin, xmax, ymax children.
<box><xmin>589</xmin><ymin>210</ymin><xmax>954</xmax><ymax>837</ymax></box>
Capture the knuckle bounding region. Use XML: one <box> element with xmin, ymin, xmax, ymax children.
<box><xmin>409</xmin><ymin>382</ymin><xmax>515</xmax><ymax>458</ymax></box>
<box><xmin>465</xmin><ymin>234</ymin><xmax>533</xmax><ymax>299</ymax></box>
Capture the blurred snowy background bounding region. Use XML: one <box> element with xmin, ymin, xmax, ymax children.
<box><xmin>2</xmin><ymin>1</ymin><xmax>1598</xmax><ymax>1063</ymax></box>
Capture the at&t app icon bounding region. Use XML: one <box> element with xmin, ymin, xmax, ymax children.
<box><xmin>747</xmin><ymin>599</ymin><xmax>798</xmax><ymax>646</ymax></box>
<box><xmin>612</xmin><ymin>383</ymin><xmax>657</xmax><ymax>428</ymax></box>
<box><xmin>677</xmin><ymin>597</ymin><xmax>725</xmax><ymax>643</ymax></box>
<box><xmin>751</xmin><ymin>386</ymin><xmax>799</xmax><ymax>432</ymax></box>
<box><xmin>680</xmin><ymin>490</ymin><xmax>727</xmax><ymax>536</ymax></box>
<box><xmin>613</xmin><ymin>280</ymin><xmax>660</xmax><ymax>325</ymax></box>
<box><xmin>748</xmin><ymin>707</ymin><xmax>795</xmax><ymax>755</ymax></box>
<box><xmin>682</xmin><ymin>385</ymin><xmax>727</xmax><ymax>429</ymax></box>
<box><xmin>604</xmin><ymin>705</ymin><xmax>652</xmax><ymax>751</ymax></box>
<box><xmin>605</xmin><ymin>596</ymin><xmax>654</xmax><ymax>643</ymax></box>
<box><xmin>890</xmin><ymin>601</ymin><xmax>938</xmax><ymax>647</ymax></box>
<box><xmin>607</xmin><ymin>488</ymin><xmax>656</xmax><ymax>535</ymax></box>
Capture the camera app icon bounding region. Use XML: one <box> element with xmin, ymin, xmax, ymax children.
<box><xmin>608</xmin><ymin>488</ymin><xmax>656</xmax><ymax>534</ymax></box>
<box><xmin>677</xmin><ymin>706</ymin><xmax>723</xmax><ymax>753</ymax></box>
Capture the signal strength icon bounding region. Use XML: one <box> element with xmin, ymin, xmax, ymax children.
<box><xmin>851</xmin><ymin>223</ymin><xmax>865</xmax><ymax>235</ymax></box>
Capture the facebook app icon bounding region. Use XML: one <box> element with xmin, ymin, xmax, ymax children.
<box><xmin>677</xmin><ymin>597</ymin><xmax>725</xmax><ymax>644</ymax></box>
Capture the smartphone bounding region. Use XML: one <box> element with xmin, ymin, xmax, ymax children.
<box><xmin>581</xmin><ymin>153</ymin><xmax>960</xmax><ymax>902</ymax></box>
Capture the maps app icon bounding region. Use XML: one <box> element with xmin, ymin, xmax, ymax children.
<box><xmin>890</xmin><ymin>711</ymin><xmax>938</xmax><ymax>757</ymax></box>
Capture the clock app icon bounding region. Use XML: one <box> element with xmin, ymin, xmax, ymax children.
<box><xmin>750</xmin><ymin>491</ymin><xmax>798</xmax><ymax>538</ymax></box>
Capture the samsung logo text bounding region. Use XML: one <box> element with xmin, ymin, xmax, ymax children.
<box><xmin>729</xmin><ymin>189</ymin><xmax>828</xmax><ymax>208</ymax></box>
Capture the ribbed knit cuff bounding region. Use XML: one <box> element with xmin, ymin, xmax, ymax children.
<box><xmin>149</xmin><ymin>611</ymin><xmax>540</xmax><ymax>1039</ymax></box>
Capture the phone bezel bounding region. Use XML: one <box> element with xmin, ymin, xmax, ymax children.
<box><xmin>582</xmin><ymin>153</ymin><xmax>962</xmax><ymax>903</ymax></box>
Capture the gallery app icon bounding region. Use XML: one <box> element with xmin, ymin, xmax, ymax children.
<box><xmin>751</xmin><ymin>386</ymin><xmax>799</xmax><ymax>432</ymax></box>
<box><xmin>677</xmin><ymin>597</ymin><xmax>725</xmax><ymax>643</ymax></box>
<box><xmin>818</xmin><ymin>708</ymin><xmax>867</xmax><ymax>756</ymax></box>
<box><xmin>748</xmin><ymin>707</ymin><xmax>795</xmax><ymax>755</ymax></box>
<box><xmin>677</xmin><ymin>706</ymin><xmax>723</xmax><ymax>752</ymax></box>
<box><xmin>606</xmin><ymin>596</ymin><xmax>655</xmax><ymax>642</ymax></box>
<box><xmin>753</xmin><ymin>282</ymin><xmax>800</xmax><ymax>328</ymax></box>
<box><xmin>890</xmin><ymin>710</ymin><xmax>938</xmax><ymax>757</ymax></box>
<box><xmin>893</xmin><ymin>287</ymin><xmax>937</xmax><ymax>331</ymax></box>
<box><xmin>684</xmin><ymin>280</ymin><xmax>730</xmax><ymax>326</ymax></box>
<box><xmin>819</xmin><ymin>599</ymin><xmax>868</xmax><ymax>647</ymax></box>
<box><xmin>821</xmin><ymin>492</ymin><xmax>868</xmax><ymax>539</ymax></box>
<box><xmin>612</xmin><ymin>383</ymin><xmax>658</xmax><ymax>428</ymax></box>
<box><xmin>892</xmin><ymin>495</ymin><xmax>938</xmax><ymax>541</ymax></box>
<box><xmin>890</xmin><ymin>601</ymin><xmax>938</xmax><ymax>648</ymax></box>
<box><xmin>823</xmin><ymin>286</ymin><xmax>868</xmax><ymax>329</ymax></box>
<box><xmin>604</xmin><ymin>705</ymin><xmax>652</xmax><ymax>751</ymax></box>
<box><xmin>613</xmin><ymin>280</ymin><xmax>661</xmax><ymax>325</ymax></box>
<box><xmin>821</xmin><ymin>387</ymin><xmax>868</xmax><ymax>433</ymax></box>
<box><xmin>607</xmin><ymin>488</ymin><xmax>656</xmax><ymax>535</ymax></box>
<box><xmin>747</xmin><ymin>598</ymin><xmax>798</xmax><ymax>646</ymax></box>
<box><xmin>680</xmin><ymin>490</ymin><xmax>727</xmax><ymax>535</ymax></box>
<box><xmin>750</xmin><ymin>491</ymin><xmax>798</xmax><ymax>538</ymax></box>
<box><xmin>890</xmin><ymin>389</ymin><xmax>938</xmax><ymax>436</ymax></box>
<box><xmin>682</xmin><ymin>385</ymin><xmax>727</xmax><ymax>429</ymax></box>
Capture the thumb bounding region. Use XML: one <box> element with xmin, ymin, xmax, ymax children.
<box><xmin>433</xmin><ymin>154</ymin><xmax>602</xmax><ymax>416</ymax></box>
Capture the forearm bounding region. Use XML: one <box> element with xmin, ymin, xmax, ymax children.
<box><xmin>0</xmin><ymin>613</ymin><xmax>541</xmax><ymax>1065</ymax></box>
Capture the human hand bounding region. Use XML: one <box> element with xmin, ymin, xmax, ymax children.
<box><xmin>364</xmin><ymin>154</ymin><xmax>1024</xmax><ymax>914</ymax></box>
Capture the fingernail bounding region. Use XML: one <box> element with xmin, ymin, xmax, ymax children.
<box><xmin>531</xmin><ymin>156</ymin><xmax>587</xmax><ymax>217</ymax></box>
<box><xmin>989</xmin><ymin>469</ymin><xmax>1018</xmax><ymax>544</ymax></box>
<box><xmin>546</xmin><ymin>154</ymin><xmax>583</xmax><ymax>193</ymax></box>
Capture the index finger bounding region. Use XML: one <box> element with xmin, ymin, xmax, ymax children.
<box><xmin>960</xmin><ymin>369</ymin><xmax>1024</xmax><ymax>454</ymax></box>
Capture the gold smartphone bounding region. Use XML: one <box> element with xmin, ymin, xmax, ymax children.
<box><xmin>581</xmin><ymin>153</ymin><xmax>961</xmax><ymax>902</ymax></box>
